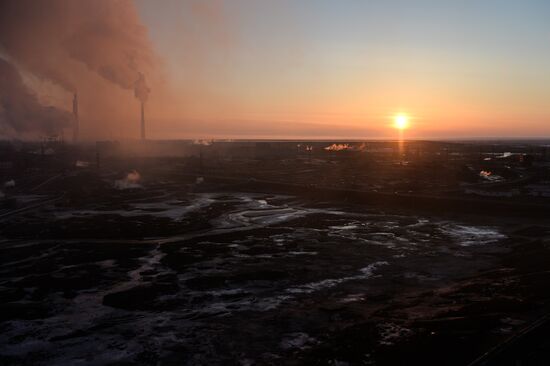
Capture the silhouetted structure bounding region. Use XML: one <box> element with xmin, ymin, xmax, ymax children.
<box><xmin>140</xmin><ymin>102</ymin><xmax>145</xmax><ymax>140</ymax></box>
<box><xmin>72</xmin><ymin>93</ymin><xmax>79</xmax><ymax>142</ymax></box>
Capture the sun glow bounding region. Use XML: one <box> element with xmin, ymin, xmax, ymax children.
<box><xmin>393</xmin><ymin>114</ymin><xmax>410</xmax><ymax>130</ymax></box>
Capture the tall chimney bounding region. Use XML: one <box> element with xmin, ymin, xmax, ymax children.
<box><xmin>72</xmin><ymin>92</ymin><xmax>79</xmax><ymax>142</ymax></box>
<box><xmin>140</xmin><ymin>102</ymin><xmax>145</xmax><ymax>140</ymax></box>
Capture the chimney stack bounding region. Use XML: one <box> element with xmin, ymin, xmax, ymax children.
<box><xmin>140</xmin><ymin>102</ymin><xmax>145</xmax><ymax>140</ymax></box>
<box><xmin>72</xmin><ymin>93</ymin><xmax>79</xmax><ymax>142</ymax></box>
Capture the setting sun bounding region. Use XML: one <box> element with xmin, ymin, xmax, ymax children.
<box><xmin>393</xmin><ymin>114</ymin><xmax>410</xmax><ymax>130</ymax></box>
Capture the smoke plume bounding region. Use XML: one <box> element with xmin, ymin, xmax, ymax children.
<box><xmin>0</xmin><ymin>0</ymin><xmax>158</xmax><ymax>138</ymax></box>
<box><xmin>0</xmin><ymin>58</ymin><xmax>71</xmax><ymax>137</ymax></box>
<box><xmin>324</xmin><ymin>143</ymin><xmax>351</xmax><ymax>151</ymax></box>
<box><xmin>114</xmin><ymin>170</ymin><xmax>142</xmax><ymax>190</ymax></box>
<box><xmin>134</xmin><ymin>73</ymin><xmax>150</xmax><ymax>104</ymax></box>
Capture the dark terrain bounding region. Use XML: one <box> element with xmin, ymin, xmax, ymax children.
<box><xmin>1</xmin><ymin>140</ymin><xmax>550</xmax><ymax>365</ymax></box>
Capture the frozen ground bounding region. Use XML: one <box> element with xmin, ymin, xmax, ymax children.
<box><xmin>0</xmin><ymin>189</ymin><xmax>546</xmax><ymax>365</ymax></box>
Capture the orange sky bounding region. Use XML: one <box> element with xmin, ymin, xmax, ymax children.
<box><xmin>129</xmin><ymin>0</ymin><xmax>550</xmax><ymax>140</ymax></box>
<box><xmin>10</xmin><ymin>0</ymin><xmax>550</xmax><ymax>140</ymax></box>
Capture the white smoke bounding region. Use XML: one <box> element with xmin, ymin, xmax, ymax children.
<box><xmin>193</xmin><ymin>139</ymin><xmax>212</xmax><ymax>146</ymax></box>
<box><xmin>324</xmin><ymin>143</ymin><xmax>366</xmax><ymax>152</ymax></box>
<box><xmin>75</xmin><ymin>160</ymin><xmax>91</xmax><ymax>168</ymax></box>
<box><xmin>134</xmin><ymin>72</ymin><xmax>150</xmax><ymax>103</ymax></box>
<box><xmin>324</xmin><ymin>143</ymin><xmax>351</xmax><ymax>151</ymax></box>
<box><xmin>114</xmin><ymin>170</ymin><xmax>142</xmax><ymax>190</ymax></box>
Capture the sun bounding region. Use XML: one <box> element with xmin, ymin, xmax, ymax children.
<box><xmin>393</xmin><ymin>114</ymin><xmax>409</xmax><ymax>130</ymax></box>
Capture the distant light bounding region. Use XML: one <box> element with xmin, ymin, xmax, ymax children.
<box><xmin>393</xmin><ymin>114</ymin><xmax>409</xmax><ymax>130</ymax></box>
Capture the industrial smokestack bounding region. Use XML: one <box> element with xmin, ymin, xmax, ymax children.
<box><xmin>72</xmin><ymin>92</ymin><xmax>79</xmax><ymax>142</ymax></box>
<box><xmin>140</xmin><ymin>102</ymin><xmax>145</xmax><ymax>140</ymax></box>
<box><xmin>134</xmin><ymin>72</ymin><xmax>150</xmax><ymax>141</ymax></box>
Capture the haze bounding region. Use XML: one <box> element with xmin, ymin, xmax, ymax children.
<box><xmin>2</xmin><ymin>0</ymin><xmax>550</xmax><ymax>140</ymax></box>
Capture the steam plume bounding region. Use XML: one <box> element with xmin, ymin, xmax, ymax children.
<box><xmin>0</xmin><ymin>0</ymin><xmax>158</xmax><ymax>138</ymax></box>
<box><xmin>0</xmin><ymin>0</ymin><xmax>155</xmax><ymax>91</ymax></box>
<box><xmin>0</xmin><ymin>58</ymin><xmax>71</xmax><ymax>137</ymax></box>
<box><xmin>134</xmin><ymin>72</ymin><xmax>150</xmax><ymax>103</ymax></box>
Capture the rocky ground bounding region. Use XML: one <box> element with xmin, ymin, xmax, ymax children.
<box><xmin>1</xmin><ymin>173</ymin><xmax>549</xmax><ymax>365</ymax></box>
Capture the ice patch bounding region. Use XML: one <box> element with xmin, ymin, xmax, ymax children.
<box><xmin>340</xmin><ymin>293</ymin><xmax>365</xmax><ymax>303</ymax></box>
<box><xmin>288</xmin><ymin>251</ymin><xmax>318</xmax><ymax>256</ymax></box>
<box><xmin>280</xmin><ymin>332</ymin><xmax>317</xmax><ymax>350</ymax></box>
<box><xmin>329</xmin><ymin>224</ymin><xmax>359</xmax><ymax>230</ymax></box>
<box><xmin>193</xmin><ymin>263</ymin><xmax>388</xmax><ymax>315</ymax></box>
<box><xmin>198</xmin><ymin>294</ymin><xmax>292</xmax><ymax>314</ymax></box>
<box><xmin>14</xmin><ymin>194</ymin><xmax>48</xmax><ymax>204</ymax></box>
<box><xmin>442</xmin><ymin>224</ymin><xmax>506</xmax><ymax>246</ymax></box>
<box><xmin>287</xmin><ymin>261</ymin><xmax>388</xmax><ymax>294</ymax></box>
<box><xmin>228</xmin><ymin>208</ymin><xmax>308</xmax><ymax>226</ymax></box>
<box><xmin>378</xmin><ymin>323</ymin><xmax>412</xmax><ymax>346</ymax></box>
<box><xmin>55</xmin><ymin>195</ymin><xmax>215</xmax><ymax>221</ymax></box>
<box><xmin>132</xmin><ymin>198</ymin><xmax>214</xmax><ymax>220</ymax></box>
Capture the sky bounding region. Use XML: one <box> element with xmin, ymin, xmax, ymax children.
<box><xmin>4</xmin><ymin>0</ymin><xmax>548</xmax><ymax>140</ymax></box>
<box><xmin>134</xmin><ymin>0</ymin><xmax>550</xmax><ymax>139</ymax></box>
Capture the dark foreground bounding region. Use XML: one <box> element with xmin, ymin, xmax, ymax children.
<box><xmin>1</xmin><ymin>170</ymin><xmax>550</xmax><ymax>365</ymax></box>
